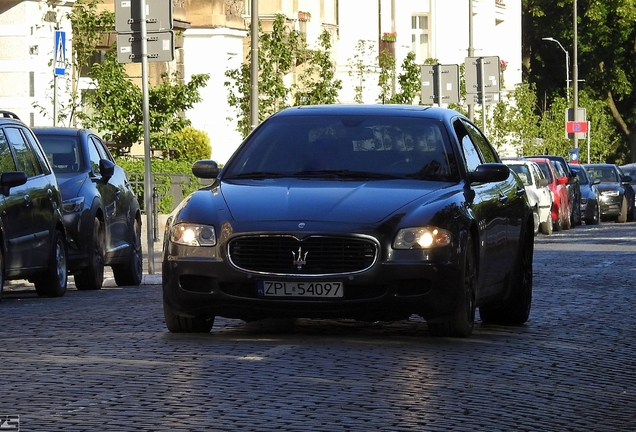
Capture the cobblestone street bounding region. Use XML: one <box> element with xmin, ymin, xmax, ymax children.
<box><xmin>1</xmin><ymin>222</ymin><xmax>635</xmax><ymax>431</ymax></box>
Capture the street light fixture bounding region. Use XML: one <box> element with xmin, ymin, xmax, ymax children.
<box><xmin>542</xmin><ymin>37</ymin><xmax>570</xmax><ymax>103</ymax></box>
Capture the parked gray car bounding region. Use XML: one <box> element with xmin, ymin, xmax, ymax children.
<box><xmin>569</xmin><ymin>163</ymin><xmax>600</xmax><ymax>225</ymax></box>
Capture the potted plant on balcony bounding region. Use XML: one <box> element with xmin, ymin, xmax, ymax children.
<box><xmin>298</xmin><ymin>11</ymin><xmax>311</xmax><ymax>22</ymax></box>
<box><xmin>381</xmin><ymin>31</ymin><xmax>397</xmax><ymax>42</ymax></box>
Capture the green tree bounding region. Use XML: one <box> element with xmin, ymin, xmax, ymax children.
<box><xmin>347</xmin><ymin>40</ymin><xmax>374</xmax><ymax>104</ymax></box>
<box><xmin>225</xmin><ymin>14</ymin><xmax>307</xmax><ymax>138</ymax></box>
<box><xmin>389</xmin><ymin>52</ymin><xmax>421</xmax><ymax>105</ymax></box>
<box><xmin>293</xmin><ymin>30</ymin><xmax>342</xmax><ymax>106</ymax></box>
<box><xmin>84</xmin><ymin>50</ymin><xmax>209</xmax><ymax>157</ymax></box>
<box><xmin>377</xmin><ymin>49</ymin><xmax>395</xmax><ymax>103</ymax></box>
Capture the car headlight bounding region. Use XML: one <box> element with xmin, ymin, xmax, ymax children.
<box><xmin>602</xmin><ymin>190</ymin><xmax>619</xmax><ymax>197</ymax></box>
<box><xmin>170</xmin><ymin>223</ymin><xmax>216</xmax><ymax>246</ymax></box>
<box><xmin>393</xmin><ymin>227</ymin><xmax>452</xmax><ymax>249</ymax></box>
<box><xmin>61</xmin><ymin>196</ymin><xmax>84</xmax><ymax>213</ymax></box>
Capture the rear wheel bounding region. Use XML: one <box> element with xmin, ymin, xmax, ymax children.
<box><xmin>164</xmin><ymin>302</ymin><xmax>214</xmax><ymax>333</ymax></box>
<box><xmin>75</xmin><ymin>217</ymin><xmax>104</xmax><ymax>291</ymax></box>
<box><xmin>616</xmin><ymin>196</ymin><xmax>628</xmax><ymax>223</ymax></box>
<box><xmin>428</xmin><ymin>234</ymin><xmax>476</xmax><ymax>338</ymax></box>
<box><xmin>540</xmin><ymin>212</ymin><xmax>553</xmax><ymax>235</ymax></box>
<box><xmin>34</xmin><ymin>230</ymin><xmax>67</xmax><ymax>297</ymax></box>
<box><xmin>113</xmin><ymin>218</ymin><xmax>143</xmax><ymax>286</ymax></box>
<box><xmin>480</xmin><ymin>225</ymin><xmax>533</xmax><ymax>325</ymax></box>
<box><xmin>585</xmin><ymin>201</ymin><xmax>600</xmax><ymax>225</ymax></box>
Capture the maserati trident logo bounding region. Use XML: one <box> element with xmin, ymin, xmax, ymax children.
<box><xmin>292</xmin><ymin>247</ymin><xmax>308</xmax><ymax>269</ymax></box>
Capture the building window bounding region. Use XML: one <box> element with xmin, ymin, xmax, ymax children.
<box><xmin>411</xmin><ymin>14</ymin><xmax>430</xmax><ymax>63</ymax></box>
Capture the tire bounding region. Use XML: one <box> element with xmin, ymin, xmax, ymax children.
<box><xmin>0</xmin><ymin>247</ymin><xmax>4</xmax><ymax>302</ymax></box>
<box><xmin>75</xmin><ymin>217</ymin><xmax>105</xmax><ymax>291</ymax></box>
<box><xmin>480</xmin><ymin>225</ymin><xmax>533</xmax><ymax>325</ymax></box>
<box><xmin>616</xmin><ymin>196</ymin><xmax>627</xmax><ymax>223</ymax></box>
<box><xmin>113</xmin><ymin>218</ymin><xmax>143</xmax><ymax>286</ymax></box>
<box><xmin>532</xmin><ymin>206</ymin><xmax>540</xmax><ymax>235</ymax></box>
<box><xmin>164</xmin><ymin>301</ymin><xmax>214</xmax><ymax>333</ymax></box>
<box><xmin>34</xmin><ymin>230</ymin><xmax>68</xmax><ymax>298</ymax></box>
<box><xmin>585</xmin><ymin>202</ymin><xmax>600</xmax><ymax>225</ymax></box>
<box><xmin>563</xmin><ymin>204</ymin><xmax>572</xmax><ymax>230</ymax></box>
<box><xmin>428</xmin><ymin>234</ymin><xmax>476</xmax><ymax>338</ymax></box>
<box><xmin>628</xmin><ymin>199</ymin><xmax>636</xmax><ymax>223</ymax></box>
<box><xmin>571</xmin><ymin>200</ymin><xmax>581</xmax><ymax>226</ymax></box>
<box><xmin>540</xmin><ymin>213</ymin><xmax>553</xmax><ymax>235</ymax></box>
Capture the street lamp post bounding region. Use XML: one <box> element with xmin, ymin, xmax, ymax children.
<box><xmin>542</xmin><ymin>37</ymin><xmax>570</xmax><ymax>103</ymax></box>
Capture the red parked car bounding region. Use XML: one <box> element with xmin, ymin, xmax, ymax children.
<box><xmin>527</xmin><ymin>157</ymin><xmax>572</xmax><ymax>231</ymax></box>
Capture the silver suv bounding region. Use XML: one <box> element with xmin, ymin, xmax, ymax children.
<box><xmin>0</xmin><ymin>111</ymin><xmax>68</xmax><ymax>300</ymax></box>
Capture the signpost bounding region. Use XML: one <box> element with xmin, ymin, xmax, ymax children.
<box><xmin>115</xmin><ymin>0</ymin><xmax>174</xmax><ymax>274</ymax></box>
<box><xmin>464</xmin><ymin>56</ymin><xmax>501</xmax><ymax>133</ymax></box>
<box><xmin>421</xmin><ymin>64</ymin><xmax>459</xmax><ymax>106</ymax></box>
<box><xmin>53</xmin><ymin>31</ymin><xmax>66</xmax><ymax>127</ymax></box>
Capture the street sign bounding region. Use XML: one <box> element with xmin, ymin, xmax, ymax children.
<box><xmin>115</xmin><ymin>0</ymin><xmax>173</xmax><ymax>32</ymax></box>
<box><xmin>566</xmin><ymin>121</ymin><xmax>588</xmax><ymax>133</ymax></box>
<box><xmin>565</xmin><ymin>108</ymin><xmax>587</xmax><ymax>139</ymax></box>
<box><xmin>420</xmin><ymin>64</ymin><xmax>459</xmax><ymax>105</ymax></box>
<box><xmin>117</xmin><ymin>31</ymin><xmax>175</xmax><ymax>63</ymax></box>
<box><xmin>54</xmin><ymin>31</ymin><xmax>65</xmax><ymax>76</ymax></box>
<box><xmin>464</xmin><ymin>56</ymin><xmax>500</xmax><ymax>104</ymax></box>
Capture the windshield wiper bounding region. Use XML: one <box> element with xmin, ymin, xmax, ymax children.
<box><xmin>224</xmin><ymin>171</ymin><xmax>289</xmax><ymax>180</ymax></box>
<box><xmin>294</xmin><ymin>170</ymin><xmax>401</xmax><ymax>180</ymax></box>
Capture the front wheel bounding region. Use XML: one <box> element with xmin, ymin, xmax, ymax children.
<box><xmin>428</xmin><ymin>234</ymin><xmax>476</xmax><ymax>338</ymax></box>
<box><xmin>585</xmin><ymin>201</ymin><xmax>600</xmax><ymax>225</ymax></box>
<box><xmin>616</xmin><ymin>196</ymin><xmax>628</xmax><ymax>223</ymax></box>
<box><xmin>113</xmin><ymin>218</ymin><xmax>143</xmax><ymax>286</ymax></box>
<box><xmin>34</xmin><ymin>230</ymin><xmax>67</xmax><ymax>297</ymax></box>
<box><xmin>164</xmin><ymin>301</ymin><xmax>214</xmax><ymax>333</ymax></box>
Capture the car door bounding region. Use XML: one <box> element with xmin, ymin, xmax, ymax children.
<box><xmin>454</xmin><ymin>120</ymin><xmax>506</xmax><ymax>293</ymax></box>
<box><xmin>0</xmin><ymin>128</ymin><xmax>33</xmax><ymax>272</ymax></box>
<box><xmin>3</xmin><ymin>126</ymin><xmax>53</xmax><ymax>270</ymax></box>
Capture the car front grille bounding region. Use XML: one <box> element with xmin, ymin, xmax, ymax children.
<box><xmin>228</xmin><ymin>235</ymin><xmax>378</xmax><ymax>276</ymax></box>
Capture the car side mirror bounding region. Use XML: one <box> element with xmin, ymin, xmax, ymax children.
<box><xmin>622</xmin><ymin>175</ymin><xmax>632</xmax><ymax>183</ymax></box>
<box><xmin>99</xmin><ymin>159</ymin><xmax>115</xmax><ymax>182</ymax></box>
<box><xmin>192</xmin><ymin>160</ymin><xmax>220</xmax><ymax>179</ymax></box>
<box><xmin>537</xmin><ymin>178</ymin><xmax>549</xmax><ymax>188</ymax></box>
<box><xmin>0</xmin><ymin>171</ymin><xmax>27</xmax><ymax>196</ymax></box>
<box><xmin>592</xmin><ymin>178</ymin><xmax>601</xmax><ymax>185</ymax></box>
<box><xmin>468</xmin><ymin>163</ymin><xmax>510</xmax><ymax>183</ymax></box>
<box><xmin>557</xmin><ymin>177</ymin><xmax>569</xmax><ymax>185</ymax></box>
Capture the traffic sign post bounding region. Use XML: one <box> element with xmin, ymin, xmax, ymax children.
<box><xmin>465</xmin><ymin>56</ymin><xmax>501</xmax><ymax>133</ymax></box>
<box><xmin>115</xmin><ymin>0</ymin><xmax>174</xmax><ymax>273</ymax></box>
<box><xmin>53</xmin><ymin>30</ymin><xmax>66</xmax><ymax>127</ymax></box>
<box><xmin>420</xmin><ymin>64</ymin><xmax>459</xmax><ymax>106</ymax></box>
<box><xmin>565</xmin><ymin>108</ymin><xmax>587</xmax><ymax>139</ymax></box>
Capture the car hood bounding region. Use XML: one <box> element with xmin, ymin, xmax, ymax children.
<box><xmin>219</xmin><ymin>178</ymin><xmax>448</xmax><ymax>223</ymax></box>
<box><xmin>596</xmin><ymin>183</ymin><xmax>623</xmax><ymax>193</ymax></box>
<box><xmin>55</xmin><ymin>173</ymin><xmax>88</xmax><ymax>199</ymax></box>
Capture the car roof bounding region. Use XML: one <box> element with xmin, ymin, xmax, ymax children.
<box><xmin>272</xmin><ymin>104</ymin><xmax>464</xmax><ymax>122</ymax></box>
<box><xmin>30</xmin><ymin>127</ymin><xmax>92</xmax><ymax>137</ymax></box>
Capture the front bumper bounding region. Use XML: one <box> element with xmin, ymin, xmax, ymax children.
<box><xmin>162</xmin><ymin>244</ymin><xmax>462</xmax><ymax>323</ymax></box>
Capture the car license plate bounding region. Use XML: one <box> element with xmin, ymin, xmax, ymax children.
<box><xmin>257</xmin><ymin>281</ymin><xmax>343</xmax><ymax>298</ymax></box>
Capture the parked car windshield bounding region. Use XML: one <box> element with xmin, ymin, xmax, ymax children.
<box><xmin>508</xmin><ymin>164</ymin><xmax>532</xmax><ymax>186</ymax></box>
<box><xmin>223</xmin><ymin>115</ymin><xmax>461</xmax><ymax>182</ymax></box>
<box><xmin>38</xmin><ymin>136</ymin><xmax>81</xmax><ymax>174</ymax></box>
<box><xmin>587</xmin><ymin>167</ymin><xmax>618</xmax><ymax>183</ymax></box>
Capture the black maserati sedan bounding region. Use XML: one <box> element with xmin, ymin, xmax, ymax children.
<box><xmin>32</xmin><ymin>127</ymin><xmax>143</xmax><ymax>290</ymax></box>
<box><xmin>162</xmin><ymin>105</ymin><xmax>534</xmax><ymax>337</ymax></box>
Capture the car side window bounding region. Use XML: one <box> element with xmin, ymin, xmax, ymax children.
<box><xmin>453</xmin><ymin>119</ymin><xmax>482</xmax><ymax>173</ymax></box>
<box><xmin>461</xmin><ymin>119</ymin><xmax>499</xmax><ymax>163</ymax></box>
<box><xmin>87</xmin><ymin>138</ymin><xmax>102</xmax><ymax>175</ymax></box>
<box><xmin>23</xmin><ymin>128</ymin><xmax>52</xmax><ymax>175</ymax></box>
<box><xmin>4</xmin><ymin>127</ymin><xmax>42</xmax><ymax>178</ymax></box>
<box><xmin>91</xmin><ymin>136</ymin><xmax>113</xmax><ymax>162</ymax></box>
<box><xmin>0</xmin><ymin>129</ymin><xmax>17</xmax><ymax>172</ymax></box>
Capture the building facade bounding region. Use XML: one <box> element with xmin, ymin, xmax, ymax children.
<box><xmin>0</xmin><ymin>0</ymin><xmax>521</xmax><ymax>163</ymax></box>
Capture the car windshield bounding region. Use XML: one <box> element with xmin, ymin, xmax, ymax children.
<box><xmin>222</xmin><ymin>114</ymin><xmax>460</xmax><ymax>182</ymax></box>
<box><xmin>38</xmin><ymin>135</ymin><xmax>81</xmax><ymax>173</ymax></box>
<box><xmin>508</xmin><ymin>164</ymin><xmax>532</xmax><ymax>186</ymax></box>
<box><xmin>588</xmin><ymin>167</ymin><xmax>617</xmax><ymax>183</ymax></box>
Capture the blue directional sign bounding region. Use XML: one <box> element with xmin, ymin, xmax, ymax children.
<box><xmin>54</xmin><ymin>31</ymin><xmax>66</xmax><ymax>76</ymax></box>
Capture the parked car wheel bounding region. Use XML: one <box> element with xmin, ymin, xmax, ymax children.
<box><xmin>585</xmin><ymin>202</ymin><xmax>600</xmax><ymax>225</ymax></box>
<box><xmin>540</xmin><ymin>213</ymin><xmax>553</xmax><ymax>235</ymax></box>
<box><xmin>532</xmin><ymin>205</ymin><xmax>540</xmax><ymax>235</ymax></box>
<box><xmin>617</xmin><ymin>197</ymin><xmax>628</xmax><ymax>223</ymax></box>
<box><xmin>428</xmin><ymin>235</ymin><xmax>476</xmax><ymax>338</ymax></box>
<box><xmin>480</xmin><ymin>226</ymin><xmax>533</xmax><ymax>325</ymax></box>
<box><xmin>74</xmin><ymin>217</ymin><xmax>105</xmax><ymax>291</ymax></box>
<box><xmin>0</xmin><ymin>248</ymin><xmax>4</xmax><ymax>302</ymax></box>
<box><xmin>34</xmin><ymin>230</ymin><xmax>68</xmax><ymax>298</ymax></box>
<box><xmin>112</xmin><ymin>218</ymin><xmax>143</xmax><ymax>286</ymax></box>
<box><xmin>164</xmin><ymin>302</ymin><xmax>215</xmax><ymax>333</ymax></box>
